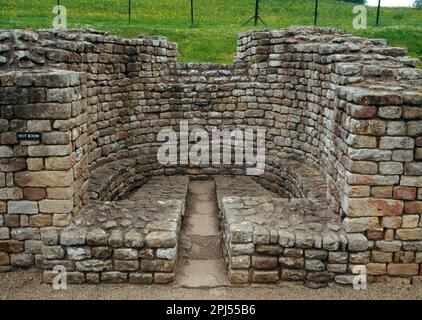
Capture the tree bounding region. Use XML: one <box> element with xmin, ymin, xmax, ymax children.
<box><xmin>414</xmin><ymin>0</ymin><xmax>422</xmax><ymax>9</ymax></box>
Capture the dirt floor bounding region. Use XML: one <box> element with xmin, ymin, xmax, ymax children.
<box><xmin>1</xmin><ymin>270</ymin><xmax>421</xmax><ymax>300</ymax></box>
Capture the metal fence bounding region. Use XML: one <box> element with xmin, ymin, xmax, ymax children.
<box><xmin>2</xmin><ymin>0</ymin><xmax>421</xmax><ymax>29</ymax></box>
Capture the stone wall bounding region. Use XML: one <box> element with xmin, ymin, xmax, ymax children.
<box><xmin>0</xmin><ymin>69</ymin><xmax>88</xmax><ymax>269</ymax></box>
<box><xmin>1</xmin><ymin>27</ymin><xmax>422</xmax><ymax>284</ymax></box>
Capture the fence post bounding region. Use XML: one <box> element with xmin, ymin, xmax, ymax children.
<box><xmin>376</xmin><ymin>0</ymin><xmax>381</xmax><ymax>26</ymax></box>
<box><xmin>190</xmin><ymin>0</ymin><xmax>194</xmax><ymax>26</ymax></box>
<box><xmin>254</xmin><ymin>0</ymin><xmax>259</xmax><ymax>26</ymax></box>
<box><xmin>314</xmin><ymin>0</ymin><xmax>319</xmax><ymax>26</ymax></box>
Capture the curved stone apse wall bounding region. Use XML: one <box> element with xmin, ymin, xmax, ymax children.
<box><xmin>0</xmin><ymin>27</ymin><xmax>422</xmax><ymax>284</ymax></box>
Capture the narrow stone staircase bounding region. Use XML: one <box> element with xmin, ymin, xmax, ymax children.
<box><xmin>176</xmin><ymin>179</ymin><xmax>229</xmax><ymax>288</ymax></box>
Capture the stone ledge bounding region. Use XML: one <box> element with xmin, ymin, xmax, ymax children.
<box><xmin>41</xmin><ymin>176</ymin><xmax>189</xmax><ymax>284</ymax></box>
<box><xmin>214</xmin><ymin>174</ymin><xmax>346</xmax><ymax>286</ymax></box>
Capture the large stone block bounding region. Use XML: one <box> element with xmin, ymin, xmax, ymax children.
<box><xmin>346</xmin><ymin>233</ymin><xmax>368</xmax><ymax>252</ymax></box>
<box><xmin>387</xmin><ymin>263</ymin><xmax>419</xmax><ymax>276</ymax></box>
<box><xmin>13</xmin><ymin>104</ymin><xmax>72</xmax><ymax>120</ymax></box>
<box><xmin>10</xmin><ymin>253</ymin><xmax>34</xmax><ymax>267</ymax></box>
<box><xmin>343</xmin><ymin>217</ymin><xmax>379</xmax><ymax>233</ymax></box>
<box><xmin>228</xmin><ymin>269</ymin><xmax>249</xmax><ymax>284</ymax></box>
<box><xmin>346</xmin><ymin>198</ymin><xmax>403</xmax><ymax>217</ymax></box>
<box><xmin>396</xmin><ymin>228</ymin><xmax>422</xmax><ymax>240</ymax></box>
<box><xmin>251</xmin><ymin>255</ymin><xmax>277</xmax><ymax>269</ymax></box>
<box><xmin>39</xmin><ymin>199</ymin><xmax>73</xmax><ymax>213</ymax></box>
<box><xmin>0</xmin><ymin>159</ymin><xmax>26</xmax><ymax>172</ymax></box>
<box><xmin>0</xmin><ymin>188</ymin><xmax>23</xmax><ymax>200</ymax></box>
<box><xmin>76</xmin><ymin>259</ymin><xmax>112</xmax><ymax>272</ymax></box>
<box><xmin>28</xmin><ymin>144</ymin><xmax>72</xmax><ymax>157</ymax></box>
<box><xmin>379</xmin><ymin>137</ymin><xmax>414</xmax><ymax>150</ymax></box>
<box><xmin>7</xmin><ymin>200</ymin><xmax>38</xmax><ymax>214</ymax></box>
<box><xmin>60</xmin><ymin>228</ymin><xmax>87</xmax><ymax>246</ymax></box>
<box><xmin>15</xmin><ymin>170</ymin><xmax>74</xmax><ymax>187</ymax></box>
<box><xmin>251</xmin><ymin>270</ymin><xmax>279</xmax><ymax>283</ymax></box>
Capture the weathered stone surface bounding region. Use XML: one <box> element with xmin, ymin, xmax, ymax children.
<box><xmin>349</xmin><ymin>251</ymin><xmax>370</xmax><ymax>264</ymax></box>
<box><xmin>229</xmin><ymin>255</ymin><xmax>251</xmax><ymax>269</ymax></box>
<box><xmin>66</xmin><ymin>247</ymin><xmax>91</xmax><ymax>260</ymax></box>
<box><xmin>114</xmin><ymin>260</ymin><xmax>139</xmax><ymax>271</ymax></box>
<box><xmin>76</xmin><ymin>259</ymin><xmax>112</xmax><ymax>272</ymax></box>
<box><xmin>251</xmin><ymin>270</ymin><xmax>279</xmax><ymax>283</ymax></box>
<box><xmin>1</xmin><ymin>27</ymin><xmax>422</xmax><ymax>286</ymax></box>
<box><xmin>39</xmin><ymin>199</ymin><xmax>73</xmax><ymax>213</ymax></box>
<box><xmin>144</xmin><ymin>231</ymin><xmax>175</xmax><ymax>248</ymax></box>
<box><xmin>10</xmin><ymin>253</ymin><xmax>34</xmax><ymax>267</ymax></box>
<box><xmin>7</xmin><ymin>201</ymin><xmax>38</xmax><ymax>214</ymax></box>
<box><xmin>343</xmin><ymin>217</ymin><xmax>379</xmax><ymax>233</ymax></box>
<box><xmin>396</xmin><ymin>228</ymin><xmax>422</xmax><ymax>240</ymax></box>
<box><xmin>108</xmin><ymin>230</ymin><xmax>123</xmax><ymax>247</ymax></box>
<box><xmin>305</xmin><ymin>259</ymin><xmax>325</xmax><ymax>271</ymax></box>
<box><xmin>346</xmin><ymin>198</ymin><xmax>403</xmax><ymax>217</ymax></box>
<box><xmin>140</xmin><ymin>259</ymin><xmax>175</xmax><ymax>272</ymax></box>
<box><xmin>129</xmin><ymin>272</ymin><xmax>153</xmax><ymax>284</ymax></box>
<box><xmin>0</xmin><ymin>251</ymin><xmax>10</xmax><ymax>266</ymax></box>
<box><xmin>91</xmin><ymin>246</ymin><xmax>112</xmax><ymax>259</ymax></box>
<box><xmin>156</xmin><ymin>247</ymin><xmax>177</xmax><ymax>260</ymax></box>
<box><xmin>387</xmin><ymin>263</ymin><xmax>419</xmax><ymax>276</ymax></box>
<box><xmin>305</xmin><ymin>250</ymin><xmax>327</xmax><ymax>260</ymax></box>
<box><xmin>229</xmin><ymin>243</ymin><xmax>255</xmax><ymax>256</ymax></box>
<box><xmin>15</xmin><ymin>171</ymin><xmax>74</xmax><ymax>187</ymax></box>
<box><xmin>278</xmin><ymin>229</ymin><xmax>295</xmax><ymax>247</ymax></box>
<box><xmin>402</xmin><ymin>215</ymin><xmax>420</xmax><ymax>228</ymax></box>
<box><xmin>41</xmin><ymin>228</ymin><xmax>58</xmax><ymax>246</ymax></box>
<box><xmin>347</xmin><ymin>233</ymin><xmax>368</xmax><ymax>252</ymax></box>
<box><xmin>101</xmin><ymin>271</ymin><xmax>128</xmax><ymax>283</ymax></box>
<box><xmin>154</xmin><ymin>272</ymin><xmax>175</xmax><ymax>284</ymax></box>
<box><xmin>372</xmin><ymin>251</ymin><xmax>393</xmax><ymax>263</ymax></box>
<box><xmin>228</xmin><ymin>269</ymin><xmax>249</xmax><ymax>284</ymax></box>
<box><xmin>42</xmin><ymin>246</ymin><xmax>65</xmax><ymax>260</ymax></box>
<box><xmin>251</xmin><ymin>255</ymin><xmax>278</xmax><ymax>269</ymax></box>
<box><xmin>86</xmin><ymin>228</ymin><xmax>107</xmax><ymax>245</ymax></box>
<box><xmin>114</xmin><ymin>248</ymin><xmax>138</xmax><ymax>260</ymax></box>
<box><xmin>11</xmin><ymin>228</ymin><xmax>40</xmax><ymax>240</ymax></box>
<box><xmin>60</xmin><ymin>228</ymin><xmax>87</xmax><ymax>246</ymax></box>
<box><xmin>322</xmin><ymin>231</ymin><xmax>340</xmax><ymax>251</ymax></box>
<box><xmin>375</xmin><ymin>240</ymin><xmax>402</xmax><ymax>252</ymax></box>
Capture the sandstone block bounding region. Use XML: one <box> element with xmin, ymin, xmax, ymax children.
<box><xmin>15</xmin><ymin>170</ymin><xmax>74</xmax><ymax>187</ymax></box>
<box><xmin>251</xmin><ymin>255</ymin><xmax>277</xmax><ymax>269</ymax></box>
<box><xmin>7</xmin><ymin>200</ymin><xmax>38</xmax><ymax>214</ymax></box>
<box><xmin>60</xmin><ymin>228</ymin><xmax>87</xmax><ymax>246</ymax></box>
<box><xmin>228</xmin><ymin>269</ymin><xmax>249</xmax><ymax>284</ymax></box>
<box><xmin>10</xmin><ymin>253</ymin><xmax>34</xmax><ymax>267</ymax></box>
<box><xmin>67</xmin><ymin>247</ymin><xmax>91</xmax><ymax>260</ymax></box>
<box><xmin>387</xmin><ymin>263</ymin><xmax>419</xmax><ymax>276</ymax></box>
<box><xmin>343</xmin><ymin>217</ymin><xmax>379</xmax><ymax>233</ymax></box>
<box><xmin>396</xmin><ymin>228</ymin><xmax>422</xmax><ymax>240</ymax></box>
<box><xmin>251</xmin><ymin>270</ymin><xmax>279</xmax><ymax>283</ymax></box>
<box><xmin>76</xmin><ymin>259</ymin><xmax>112</xmax><ymax>272</ymax></box>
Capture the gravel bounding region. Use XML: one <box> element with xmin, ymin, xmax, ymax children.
<box><xmin>1</xmin><ymin>270</ymin><xmax>421</xmax><ymax>300</ymax></box>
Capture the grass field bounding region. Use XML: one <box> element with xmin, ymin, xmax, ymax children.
<box><xmin>0</xmin><ymin>0</ymin><xmax>421</xmax><ymax>63</ymax></box>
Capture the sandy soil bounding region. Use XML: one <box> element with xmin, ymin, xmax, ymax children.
<box><xmin>1</xmin><ymin>270</ymin><xmax>421</xmax><ymax>300</ymax></box>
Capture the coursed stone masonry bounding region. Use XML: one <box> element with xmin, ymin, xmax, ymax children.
<box><xmin>0</xmin><ymin>27</ymin><xmax>422</xmax><ymax>285</ymax></box>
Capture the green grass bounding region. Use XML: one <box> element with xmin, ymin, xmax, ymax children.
<box><xmin>0</xmin><ymin>0</ymin><xmax>421</xmax><ymax>63</ymax></box>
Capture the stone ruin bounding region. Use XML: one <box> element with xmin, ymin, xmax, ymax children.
<box><xmin>0</xmin><ymin>27</ymin><xmax>422</xmax><ymax>287</ymax></box>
